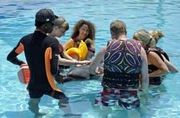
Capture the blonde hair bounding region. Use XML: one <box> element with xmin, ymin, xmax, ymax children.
<box><xmin>133</xmin><ymin>29</ymin><xmax>156</xmax><ymax>47</ymax></box>
<box><xmin>53</xmin><ymin>16</ymin><xmax>69</xmax><ymax>31</ymax></box>
<box><xmin>149</xmin><ymin>30</ymin><xmax>164</xmax><ymax>43</ymax></box>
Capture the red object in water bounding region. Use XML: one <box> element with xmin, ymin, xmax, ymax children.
<box><xmin>18</xmin><ymin>64</ymin><xmax>30</xmax><ymax>84</ymax></box>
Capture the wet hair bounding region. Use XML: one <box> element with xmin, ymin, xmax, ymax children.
<box><xmin>149</xmin><ymin>30</ymin><xmax>164</xmax><ymax>44</ymax></box>
<box><xmin>110</xmin><ymin>20</ymin><xmax>127</xmax><ymax>39</ymax></box>
<box><xmin>133</xmin><ymin>29</ymin><xmax>156</xmax><ymax>48</ymax></box>
<box><xmin>71</xmin><ymin>19</ymin><xmax>95</xmax><ymax>42</ymax></box>
<box><xmin>53</xmin><ymin>16</ymin><xmax>69</xmax><ymax>31</ymax></box>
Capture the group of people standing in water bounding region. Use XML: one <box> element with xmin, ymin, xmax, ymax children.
<box><xmin>6</xmin><ymin>8</ymin><xmax>178</xmax><ymax>115</ymax></box>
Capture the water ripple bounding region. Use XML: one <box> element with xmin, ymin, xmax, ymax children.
<box><xmin>0</xmin><ymin>0</ymin><xmax>180</xmax><ymax>117</ymax></box>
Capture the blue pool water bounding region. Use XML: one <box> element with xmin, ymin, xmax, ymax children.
<box><xmin>0</xmin><ymin>0</ymin><xmax>180</xmax><ymax>118</ymax></box>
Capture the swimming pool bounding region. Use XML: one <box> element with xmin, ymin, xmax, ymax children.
<box><xmin>0</xmin><ymin>0</ymin><xmax>180</xmax><ymax>117</ymax></box>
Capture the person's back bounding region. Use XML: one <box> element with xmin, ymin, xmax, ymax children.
<box><xmin>103</xmin><ymin>39</ymin><xmax>142</xmax><ymax>89</ymax></box>
<box><xmin>22</xmin><ymin>31</ymin><xmax>59</xmax><ymax>90</ymax></box>
<box><xmin>96</xmin><ymin>20</ymin><xmax>149</xmax><ymax>109</ymax></box>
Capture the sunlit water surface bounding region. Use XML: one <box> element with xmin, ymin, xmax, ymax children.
<box><xmin>0</xmin><ymin>0</ymin><xmax>180</xmax><ymax>118</ymax></box>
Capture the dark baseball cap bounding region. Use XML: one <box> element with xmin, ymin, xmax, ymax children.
<box><xmin>35</xmin><ymin>8</ymin><xmax>57</xmax><ymax>26</ymax></box>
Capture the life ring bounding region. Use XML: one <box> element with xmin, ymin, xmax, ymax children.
<box><xmin>66</xmin><ymin>40</ymin><xmax>88</xmax><ymax>60</ymax></box>
<box><xmin>18</xmin><ymin>64</ymin><xmax>30</xmax><ymax>84</ymax></box>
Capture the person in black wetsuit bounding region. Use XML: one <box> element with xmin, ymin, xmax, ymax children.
<box><xmin>6</xmin><ymin>8</ymin><xmax>90</xmax><ymax>115</ymax></box>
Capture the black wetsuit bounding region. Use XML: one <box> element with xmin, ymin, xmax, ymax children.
<box><xmin>7</xmin><ymin>31</ymin><xmax>66</xmax><ymax>99</ymax></box>
<box><xmin>147</xmin><ymin>47</ymin><xmax>169</xmax><ymax>85</ymax></box>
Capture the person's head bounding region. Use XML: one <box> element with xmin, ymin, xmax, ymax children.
<box><xmin>35</xmin><ymin>8</ymin><xmax>56</xmax><ymax>33</ymax></box>
<box><xmin>71</xmin><ymin>19</ymin><xmax>95</xmax><ymax>42</ymax></box>
<box><xmin>133</xmin><ymin>29</ymin><xmax>156</xmax><ymax>49</ymax></box>
<box><xmin>149</xmin><ymin>30</ymin><xmax>164</xmax><ymax>44</ymax></box>
<box><xmin>50</xmin><ymin>16</ymin><xmax>69</xmax><ymax>37</ymax></box>
<box><xmin>110</xmin><ymin>20</ymin><xmax>127</xmax><ymax>39</ymax></box>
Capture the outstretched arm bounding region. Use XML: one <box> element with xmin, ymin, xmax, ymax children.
<box><xmin>57</xmin><ymin>55</ymin><xmax>91</xmax><ymax>66</ymax></box>
<box><xmin>162</xmin><ymin>55</ymin><xmax>178</xmax><ymax>73</ymax></box>
<box><xmin>140</xmin><ymin>47</ymin><xmax>149</xmax><ymax>93</ymax></box>
<box><xmin>148</xmin><ymin>51</ymin><xmax>169</xmax><ymax>77</ymax></box>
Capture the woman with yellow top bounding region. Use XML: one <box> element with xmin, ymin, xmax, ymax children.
<box><xmin>63</xmin><ymin>19</ymin><xmax>96</xmax><ymax>60</ymax></box>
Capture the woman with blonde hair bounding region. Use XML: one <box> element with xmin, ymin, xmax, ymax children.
<box><xmin>133</xmin><ymin>29</ymin><xmax>178</xmax><ymax>85</ymax></box>
<box><xmin>149</xmin><ymin>30</ymin><xmax>164</xmax><ymax>44</ymax></box>
<box><xmin>49</xmin><ymin>16</ymin><xmax>92</xmax><ymax>83</ymax></box>
<box><xmin>148</xmin><ymin>30</ymin><xmax>170</xmax><ymax>61</ymax></box>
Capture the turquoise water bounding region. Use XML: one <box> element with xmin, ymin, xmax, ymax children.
<box><xmin>0</xmin><ymin>0</ymin><xmax>180</xmax><ymax>118</ymax></box>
